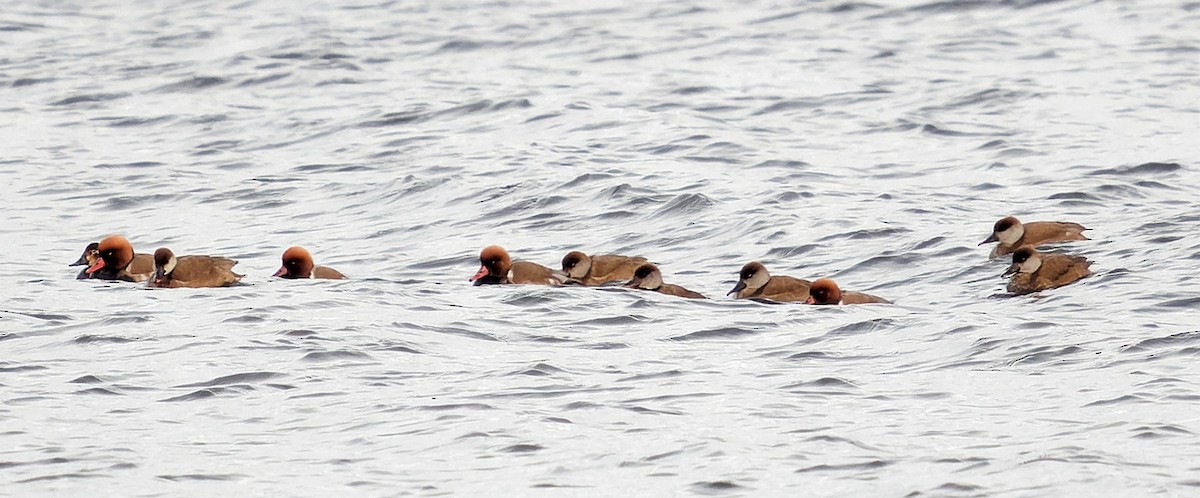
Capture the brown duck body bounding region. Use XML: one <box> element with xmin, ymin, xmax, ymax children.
<box><xmin>563</xmin><ymin>251</ymin><xmax>647</xmax><ymax>286</ymax></box>
<box><xmin>805</xmin><ymin>278</ymin><xmax>890</xmax><ymax>305</ymax></box>
<box><xmin>655</xmin><ymin>283</ymin><xmax>706</xmax><ymax>300</ymax></box>
<box><xmin>1006</xmin><ymin>250</ymin><xmax>1092</xmax><ymax>295</ymax></box>
<box><xmin>837</xmin><ymin>290</ymin><xmax>892</xmax><ymax>305</ymax></box>
<box><xmin>625</xmin><ymin>263</ymin><xmax>705</xmax><ymax>299</ymax></box>
<box><xmin>729</xmin><ymin>262</ymin><xmax>812</xmax><ymax>302</ymax></box>
<box><xmin>983</xmin><ymin>217</ymin><xmax>1089</xmax><ymax>259</ymax></box>
<box><xmin>149</xmin><ymin>248</ymin><xmax>242</xmax><ymax>288</ymax></box>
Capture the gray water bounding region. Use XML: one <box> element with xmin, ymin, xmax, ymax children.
<box><xmin>3</xmin><ymin>0</ymin><xmax>1200</xmax><ymax>495</ymax></box>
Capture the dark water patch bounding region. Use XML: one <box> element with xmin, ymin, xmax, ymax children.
<box><xmin>691</xmin><ymin>480</ymin><xmax>744</xmax><ymax>494</ymax></box>
<box><xmin>158</xmin><ymin>473</ymin><xmax>248</xmax><ymax>481</ymax></box>
<box><xmin>95</xmin><ymin>115</ymin><xmax>174</xmax><ymax>128</ymax></box>
<box><xmin>827</xmin><ymin>318</ymin><xmax>898</xmax><ymax>336</ymax></box>
<box><xmin>104</xmin><ymin>193</ymin><xmax>182</xmax><ymax>210</ymax></box>
<box><xmin>753</xmin><ymin>98</ymin><xmax>824</xmax><ymax>115</ymax></box>
<box><xmin>300</xmin><ymin>350</ymin><xmax>373</xmax><ymax>362</ymax></box>
<box><xmin>1130</xmin><ymin>424</ymin><xmax>1192</xmax><ymax>439</ymax></box>
<box><xmin>1089</xmin><ymin>162</ymin><xmax>1182</xmax><ymax>176</ymax></box>
<box><xmin>651</xmin><ymin>193</ymin><xmax>714</xmax><ymax>216</ymax></box>
<box><xmin>75</xmin><ymin>387</ymin><xmax>121</xmax><ymax>396</ymax></box>
<box><xmin>51</xmin><ymin>92</ymin><xmax>129</xmax><ymax>106</ymax></box>
<box><xmin>796</xmin><ymin>460</ymin><xmax>892</xmax><ymax>473</ymax></box>
<box><xmin>175</xmin><ymin>371</ymin><xmax>284</xmax><ymax>388</ymax></box>
<box><xmin>841</xmin><ymin>253</ymin><xmax>921</xmax><ymax>273</ymax></box>
<box><xmin>0</xmin><ymin>364</ymin><xmax>48</xmax><ymax>373</ymax></box>
<box><xmin>11</xmin><ymin>77</ymin><xmax>56</xmax><ymax>87</ymax></box>
<box><xmin>1134</xmin><ymin>180</ymin><xmax>1177</xmax><ymax>190</ymax></box>
<box><xmin>1084</xmin><ymin>394</ymin><xmax>1150</xmax><ymax>407</ymax></box>
<box><xmin>560</xmin><ymin>172</ymin><xmax>618</xmax><ymax>189</ymax></box>
<box><xmin>571</xmin><ymin>315</ymin><xmax>647</xmax><ymax>326</ymax></box>
<box><xmin>671</xmin><ymin>86</ymin><xmax>717</xmax><ymax>95</ymax></box>
<box><xmin>751</xmin><ymin>159</ymin><xmax>812</xmax><ymax>170</ymax></box>
<box><xmin>293</xmin><ymin>163</ymin><xmax>373</xmax><ymax>173</ymax></box>
<box><xmin>73</xmin><ymin>334</ymin><xmax>137</xmax><ymax>344</ymax></box>
<box><xmin>617</xmin><ymin>370</ymin><xmax>682</xmax><ymax>382</ymax></box>
<box><xmin>1152</xmin><ymin>297</ymin><xmax>1200</xmax><ymax>309</ymax></box>
<box><xmin>69</xmin><ymin>375</ymin><xmax>106</xmax><ymax>384</ymax></box>
<box><xmin>766</xmin><ymin>244</ymin><xmax>820</xmax><ymax>258</ymax></box>
<box><xmin>579</xmin><ymin>342</ymin><xmax>630</xmax><ymax>350</ymax></box>
<box><xmin>0</xmin><ymin>457</ymin><xmax>71</xmax><ymax>470</ymax></box>
<box><xmin>154</xmin><ymin>76</ymin><xmax>226</xmax><ymax>93</ymax></box>
<box><xmin>160</xmin><ymin>388</ymin><xmax>226</xmax><ymax>402</ymax></box>
<box><xmin>223</xmin><ymin>315</ymin><xmax>266</xmax><ymax>324</ymax></box>
<box><xmin>94</xmin><ymin>161</ymin><xmax>165</xmax><ymax>169</ymax></box>
<box><xmin>782</xmin><ymin>377</ymin><xmax>858</xmax><ymax>390</ymax></box>
<box><xmin>1007</xmin><ymin>345</ymin><xmax>1085</xmax><ymax>365</ymax></box>
<box><xmin>946</xmin><ymin>88</ymin><xmax>1033</xmax><ymax>109</ymax></box>
<box><xmin>17</xmin><ymin>473</ymin><xmax>106</xmax><ymax>483</ymax></box>
<box><xmin>238</xmin><ymin>73</ymin><xmax>290</xmax><ymax>87</ymax></box>
<box><xmin>1121</xmin><ymin>331</ymin><xmax>1200</xmax><ymax>353</ymax></box>
<box><xmin>934</xmin><ymin>482</ymin><xmax>983</xmax><ymax>492</ymax></box>
<box><xmin>622</xmin><ymin>405</ymin><xmax>684</xmax><ymax>415</ymax></box>
<box><xmin>819</xmin><ymin>227</ymin><xmax>911</xmax><ymax>241</ymax></box>
<box><xmin>420</xmin><ymin>403</ymin><xmax>495</xmax><ymax>411</ymax></box>
<box><xmin>500</xmin><ymin>443</ymin><xmax>544</xmax><ymax>453</ymax></box>
<box><xmin>512</xmin><ymin>363</ymin><xmax>568</xmax><ymax>377</ymax></box>
<box><xmin>1048</xmin><ymin>191</ymin><xmax>1099</xmax><ymax>201</ymax></box>
<box><xmin>670</xmin><ymin>327</ymin><xmax>760</xmax><ymax>341</ymax></box>
<box><xmin>524</xmin><ymin>112</ymin><xmax>561</xmax><ymax>123</ymax></box>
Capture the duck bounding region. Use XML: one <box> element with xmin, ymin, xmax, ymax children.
<box><xmin>624</xmin><ymin>263</ymin><xmax>705</xmax><ymax>299</ymax></box>
<box><xmin>82</xmin><ymin>235</ymin><xmax>154</xmax><ymax>282</ymax></box>
<box><xmin>73</xmin><ymin>241</ymin><xmax>155</xmax><ymax>280</ymax></box>
<box><xmin>273</xmin><ymin>246</ymin><xmax>345</xmax><ymax>279</ymax></box>
<box><xmin>1003</xmin><ymin>246</ymin><xmax>1092</xmax><ymax>295</ymax></box>
<box><xmin>979</xmin><ymin>216</ymin><xmax>1088</xmax><ymax>259</ymax></box>
<box><xmin>804</xmin><ymin>278</ymin><xmax>890</xmax><ymax>305</ymax></box>
<box><xmin>561</xmin><ymin>251</ymin><xmax>647</xmax><ymax>286</ymax></box>
<box><xmin>470</xmin><ymin>245</ymin><xmax>565</xmax><ymax>286</ymax></box>
<box><xmin>147</xmin><ymin>247</ymin><xmax>243</xmax><ymax>288</ymax></box>
<box><xmin>728</xmin><ymin>261</ymin><xmax>811</xmax><ymax>302</ymax></box>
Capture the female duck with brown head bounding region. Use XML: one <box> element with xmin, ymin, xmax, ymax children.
<box><xmin>1003</xmin><ymin>246</ymin><xmax>1092</xmax><ymax>295</ymax></box>
<box><xmin>728</xmin><ymin>261</ymin><xmax>811</xmax><ymax>302</ymax></box>
<box><xmin>805</xmin><ymin>278</ymin><xmax>890</xmax><ymax>305</ymax></box>
<box><xmin>470</xmin><ymin>245</ymin><xmax>565</xmax><ymax>286</ymax></box>
<box><xmin>274</xmin><ymin>246</ymin><xmax>345</xmax><ymax>279</ymax></box>
<box><xmin>147</xmin><ymin>247</ymin><xmax>242</xmax><ymax>288</ymax></box>
<box><xmin>561</xmin><ymin>251</ymin><xmax>647</xmax><ymax>286</ymax></box>
<box><xmin>84</xmin><ymin>235</ymin><xmax>153</xmax><ymax>282</ymax></box>
<box><xmin>624</xmin><ymin>263</ymin><xmax>705</xmax><ymax>299</ymax></box>
<box><xmin>979</xmin><ymin>216</ymin><xmax>1088</xmax><ymax>259</ymax></box>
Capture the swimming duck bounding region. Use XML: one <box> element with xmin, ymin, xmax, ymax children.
<box><xmin>979</xmin><ymin>216</ymin><xmax>1088</xmax><ymax>259</ymax></box>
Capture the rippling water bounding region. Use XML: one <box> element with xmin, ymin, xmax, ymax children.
<box><xmin>3</xmin><ymin>0</ymin><xmax>1200</xmax><ymax>495</ymax></box>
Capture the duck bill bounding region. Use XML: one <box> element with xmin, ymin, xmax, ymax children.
<box><xmin>978</xmin><ymin>234</ymin><xmax>998</xmax><ymax>246</ymax></box>
<box><xmin>623</xmin><ymin>278</ymin><xmax>641</xmax><ymax>289</ymax></box>
<box><xmin>70</xmin><ymin>255</ymin><xmax>88</xmax><ymax>266</ymax></box>
<box><xmin>727</xmin><ymin>280</ymin><xmax>747</xmax><ymax>296</ymax></box>
<box><xmin>272</xmin><ymin>266</ymin><xmax>288</xmax><ymax>278</ymax></box>
<box><xmin>804</xmin><ymin>296</ymin><xmax>816</xmax><ymax>305</ymax></box>
<box><xmin>149</xmin><ymin>267</ymin><xmax>166</xmax><ymax>286</ymax></box>
<box><xmin>85</xmin><ymin>259</ymin><xmax>107</xmax><ymax>275</ymax></box>
<box><xmin>469</xmin><ymin>266</ymin><xmax>489</xmax><ymax>283</ymax></box>
<box><xmin>1002</xmin><ymin>265</ymin><xmax>1018</xmax><ymax>277</ymax></box>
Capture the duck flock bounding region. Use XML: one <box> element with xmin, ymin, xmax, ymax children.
<box><xmin>72</xmin><ymin>215</ymin><xmax>1093</xmax><ymax>303</ymax></box>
